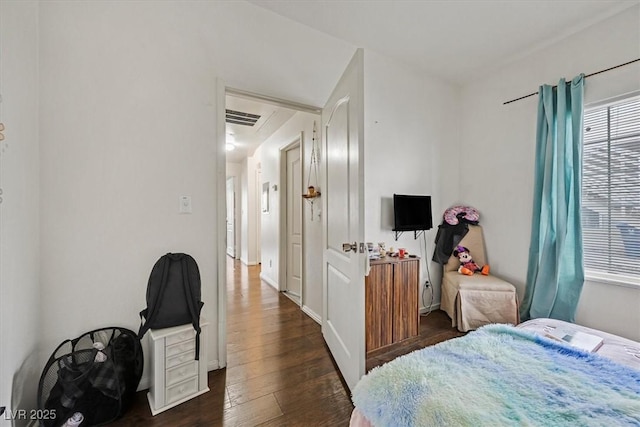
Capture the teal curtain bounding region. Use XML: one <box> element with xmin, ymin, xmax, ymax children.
<box><xmin>521</xmin><ymin>74</ymin><xmax>585</xmax><ymax>322</ymax></box>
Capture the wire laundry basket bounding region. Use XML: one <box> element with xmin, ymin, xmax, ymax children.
<box><xmin>37</xmin><ymin>327</ymin><xmax>142</xmax><ymax>426</ymax></box>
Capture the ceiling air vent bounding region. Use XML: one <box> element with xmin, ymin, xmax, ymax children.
<box><xmin>226</xmin><ymin>109</ymin><xmax>261</xmax><ymax>126</ymax></box>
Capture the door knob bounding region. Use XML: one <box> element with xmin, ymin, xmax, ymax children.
<box><xmin>342</xmin><ymin>242</ymin><xmax>357</xmax><ymax>253</ymax></box>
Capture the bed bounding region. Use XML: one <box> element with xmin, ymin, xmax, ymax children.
<box><xmin>350</xmin><ymin>319</ymin><xmax>640</xmax><ymax>427</ymax></box>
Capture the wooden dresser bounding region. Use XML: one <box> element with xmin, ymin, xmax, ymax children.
<box><xmin>147</xmin><ymin>319</ymin><xmax>209</xmax><ymax>415</ymax></box>
<box><xmin>366</xmin><ymin>257</ymin><xmax>420</xmax><ymax>354</ymax></box>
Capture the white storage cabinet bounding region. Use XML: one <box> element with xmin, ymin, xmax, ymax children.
<box><xmin>147</xmin><ymin>319</ymin><xmax>209</xmax><ymax>415</ymax></box>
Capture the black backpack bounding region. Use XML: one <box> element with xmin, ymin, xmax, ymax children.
<box><xmin>138</xmin><ymin>253</ymin><xmax>204</xmax><ymax>359</ymax></box>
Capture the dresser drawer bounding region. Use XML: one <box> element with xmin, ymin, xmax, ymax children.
<box><xmin>166</xmin><ymin>377</ymin><xmax>198</xmax><ymax>405</ymax></box>
<box><xmin>147</xmin><ymin>319</ymin><xmax>209</xmax><ymax>416</ymax></box>
<box><xmin>166</xmin><ymin>339</ymin><xmax>195</xmax><ymax>358</ymax></box>
<box><xmin>166</xmin><ymin>361</ymin><xmax>197</xmax><ymax>387</ymax></box>
<box><xmin>166</xmin><ymin>329</ymin><xmax>195</xmax><ymax>346</ymax></box>
<box><xmin>166</xmin><ymin>350</ymin><xmax>196</xmax><ymax>369</ymax></box>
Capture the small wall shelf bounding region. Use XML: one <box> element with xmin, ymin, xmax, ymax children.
<box><xmin>393</xmin><ymin>230</ymin><xmax>428</xmax><ymax>241</ymax></box>
<box><xmin>302</xmin><ymin>192</ymin><xmax>321</xmax><ymax>200</ymax></box>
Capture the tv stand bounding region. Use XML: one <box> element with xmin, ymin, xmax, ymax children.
<box><xmin>365</xmin><ymin>257</ymin><xmax>420</xmax><ymax>354</ymax></box>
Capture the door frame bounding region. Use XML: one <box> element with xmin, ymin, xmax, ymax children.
<box><xmin>279</xmin><ymin>134</ymin><xmax>304</xmax><ymax>303</ymax></box>
<box><xmin>255</xmin><ymin>165</ymin><xmax>262</xmax><ymax>265</ymax></box>
<box><xmin>216</xmin><ymin>79</ymin><xmax>228</xmax><ymax>369</ymax></box>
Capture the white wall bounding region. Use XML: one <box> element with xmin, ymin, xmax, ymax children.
<box><xmin>241</xmin><ymin>155</ymin><xmax>260</xmax><ymax>266</ymax></box>
<box><xmin>254</xmin><ymin>141</ymin><xmax>278</xmax><ymax>285</ymax></box>
<box><xmin>301</xmin><ymin>119</ymin><xmax>324</xmax><ymax>321</ymax></box>
<box><xmin>240</xmin><ymin>160</ymin><xmax>249</xmax><ymax>264</ymax></box>
<box><xmin>0</xmin><ymin>1</ymin><xmax>41</xmax><ymax>424</ymax></box>
<box><xmin>253</xmin><ymin>112</ymin><xmax>323</xmax><ymax>320</ymax></box>
<box><xmin>460</xmin><ymin>5</ymin><xmax>640</xmax><ymax>340</ymax></box>
<box><xmin>363</xmin><ymin>50</ymin><xmax>461</xmax><ymax>310</ymax></box>
<box><xmin>226</xmin><ymin>162</ymin><xmax>243</xmax><ymax>258</ymax></box>
<box><xmin>38</xmin><ymin>1</ymin><xmax>221</xmax><ymax>386</ymax></box>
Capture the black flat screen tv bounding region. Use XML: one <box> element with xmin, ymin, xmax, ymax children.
<box><xmin>393</xmin><ymin>194</ymin><xmax>433</xmax><ymax>231</ymax></box>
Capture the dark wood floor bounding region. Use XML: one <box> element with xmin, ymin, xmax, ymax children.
<box><xmin>367</xmin><ymin>309</ymin><xmax>465</xmax><ymax>371</ymax></box>
<box><xmin>114</xmin><ymin>258</ymin><xmax>463</xmax><ymax>426</ymax></box>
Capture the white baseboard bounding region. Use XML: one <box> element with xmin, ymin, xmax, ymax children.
<box><xmin>259</xmin><ymin>273</ymin><xmax>279</xmax><ymax>290</ymax></box>
<box><xmin>420</xmin><ymin>302</ymin><xmax>441</xmax><ymax>314</ymax></box>
<box><xmin>241</xmin><ymin>258</ymin><xmax>258</xmax><ymax>266</ymax></box>
<box><xmin>283</xmin><ymin>291</ymin><xmax>301</xmax><ymax>306</ymax></box>
<box><xmin>301</xmin><ymin>305</ymin><xmax>322</xmax><ymax>325</ymax></box>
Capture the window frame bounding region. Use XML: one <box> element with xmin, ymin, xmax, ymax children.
<box><xmin>582</xmin><ymin>91</ymin><xmax>640</xmax><ymax>289</ymax></box>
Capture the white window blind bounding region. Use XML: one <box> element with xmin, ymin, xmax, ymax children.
<box><xmin>582</xmin><ymin>95</ymin><xmax>640</xmax><ymax>279</ymax></box>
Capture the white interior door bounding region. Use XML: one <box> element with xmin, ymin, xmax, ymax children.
<box><xmin>226</xmin><ymin>177</ymin><xmax>236</xmax><ymax>258</ymax></box>
<box><xmin>286</xmin><ymin>144</ymin><xmax>302</xmax><ymax>301</ymax></box>
<box><xmin>322</xmin><ymin>49</ymin><xmax>365</xmax><ymax>391</ymax></box>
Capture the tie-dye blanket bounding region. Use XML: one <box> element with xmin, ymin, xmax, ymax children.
<box><xmin>353</xmin><ymin>324</ymin><xmax>640</xmax><ymax>426</ymax></box>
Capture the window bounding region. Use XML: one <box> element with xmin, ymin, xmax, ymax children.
<box><xmin>582</xmin><ymin>95</ymin><xmax>640</xmax><ymax>281</ymax></box>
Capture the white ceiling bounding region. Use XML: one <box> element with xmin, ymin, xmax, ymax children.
<box><xmin>248</xmin><ymin>0</ymin><xmax>639</xmax><ymax>85</ymax></box>
<box><xmin>227</xmin><ymin>0</ymin><xmax>638</xmax><ymax>163</ymax></box>
<box><xmin>226</xmin><ymin>94</ymin><xmax>297</xmax><ymax>163</ymax></box>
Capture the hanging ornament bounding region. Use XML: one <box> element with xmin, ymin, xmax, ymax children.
<box><xmin>303</xmin><ymin>121</ymin><xmax>321</xmax><ymax>220</ymax></box>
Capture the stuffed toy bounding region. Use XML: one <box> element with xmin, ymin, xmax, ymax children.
<box><xmin>453</xmin><ymin>245</ymin><xmax>490</xmax><ymax>276</ymax></box>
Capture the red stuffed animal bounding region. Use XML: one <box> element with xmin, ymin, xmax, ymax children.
<box><xmin>453</xmin><ymin>245</ymin><xmax>490</xmax><ymax>276</ymax></box>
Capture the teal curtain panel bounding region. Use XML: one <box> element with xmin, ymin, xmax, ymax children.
<box><xmin>521</xmin><ymin>74</ymin><xmax>585</xmax><ymax>322</ymax></box>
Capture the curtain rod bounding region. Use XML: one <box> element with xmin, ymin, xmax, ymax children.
<box><xmin>503</xmin><ymin>58</ymin><xmax>640</xmax><ymax>105</ymax></box>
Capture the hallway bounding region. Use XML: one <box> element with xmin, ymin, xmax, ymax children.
<box><xmin>118</xmin><ymin>258</ymin><xmax>354</xmax><ymax>426</ymax></box>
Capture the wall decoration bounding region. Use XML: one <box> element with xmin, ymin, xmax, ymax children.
<box><xmin>303</xmin><ymin>121</ymin><xmax>321</xmax><ymax>220</ymax></box>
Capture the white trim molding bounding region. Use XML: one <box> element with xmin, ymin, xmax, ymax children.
<box><xmin>302</xmin><ymin>305</ymin><xmax>322</xmax><ymax>325</ymax></box>
<box><xmin>260</xmin><ymin>273</ymin><xmax>279</xmax><ymax>290</ymax></box>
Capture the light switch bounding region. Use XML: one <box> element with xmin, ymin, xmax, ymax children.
<box><xmin>179</xmin><ymin>195</ymin><xmax>192</xmax><ymax>214</ymax></box>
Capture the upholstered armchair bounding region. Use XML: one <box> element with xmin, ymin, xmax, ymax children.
<box><xmin>440</xmin><ymin>225</ymin><xmax>519</xmax><ymax>332</ymax></box>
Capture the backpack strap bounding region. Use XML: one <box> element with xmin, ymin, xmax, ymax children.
<box><xmin>180</xmin><ymin>256</ymin><xmax>202</xmax><ymax>360</ymax></box>
<box><xmin>138</xmin><ymin>254</ymin><xmax>171</xmax><ymax>339</ymax></box>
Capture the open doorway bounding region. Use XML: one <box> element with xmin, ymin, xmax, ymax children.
<box><xmin>221</xmin><ymin>68</ymin><xmax>364</xmax><ymax>392</ymax></box>
<box><xmin>225</xmin><ymin>93</ymin><xmax>295</xmax><ymax>268</ymax></box>
<box><xmin>223</xmin><ymin>89</ymin><xmax>323</xmax><ymax>320</ymax></box>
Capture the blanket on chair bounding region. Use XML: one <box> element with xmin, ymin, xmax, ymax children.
<box><xmin>352</xmin><ymin>324</ymin><xmax>640</xmax><ymax>427</ymax></box>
